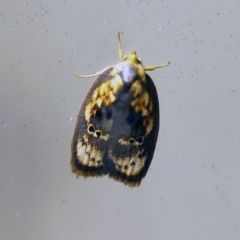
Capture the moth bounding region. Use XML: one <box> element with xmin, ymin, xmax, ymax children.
<box><xmin>71</xmin><ymin>33</ymin><xmax>170</xmax><ymax>187</ymax></box>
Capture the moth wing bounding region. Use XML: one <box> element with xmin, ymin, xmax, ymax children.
<box><xmin>71</xmin><ymin>68</ymin><xmax>113</xmax><ymax>178</ymax></box>
<box><xmin>104</xmin><ymin>74</ymin><xmax>160</xmax><ymax>187</ymax></box>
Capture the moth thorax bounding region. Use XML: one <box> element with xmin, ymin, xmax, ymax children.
<box><xmin>114</xmin><ymin>61</ymin><xmax>145</xmax><ymax>83</ymax></box>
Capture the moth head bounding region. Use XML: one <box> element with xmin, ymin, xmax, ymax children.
<box><xmin>114</xmin><ymin>50</ymin><xmax>146</xmax><ymax>83</ymax></box>
<box><xmin>124</xmin><ymin>50</ymin><xmax>143</xmax><ymax>66</ymax></box>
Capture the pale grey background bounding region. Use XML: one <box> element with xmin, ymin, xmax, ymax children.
<box><xmin>1</xmin><ymin>1</ymin><xmax>240</xmax><ymax>239</ymax></box>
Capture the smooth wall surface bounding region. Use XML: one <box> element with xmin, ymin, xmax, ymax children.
<box><xmin>1</xmin><ymin>1</ymin><xmax>240</xmax><ymax>239</ymax></box>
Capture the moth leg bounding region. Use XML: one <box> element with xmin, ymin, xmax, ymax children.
<box><xmin>144</xmin><ymin>61</ymin><xmax>170</xmax><ymax>71</ymax></box>
<box><xmin>74</xmin><ymin>65</ymin><xmax>114</xmax><ymax>78</ymax></box>
<box><xmin>117</xmin><ymin>32</ymin><xmax>124</xmax><ymax>61</ymax></box>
